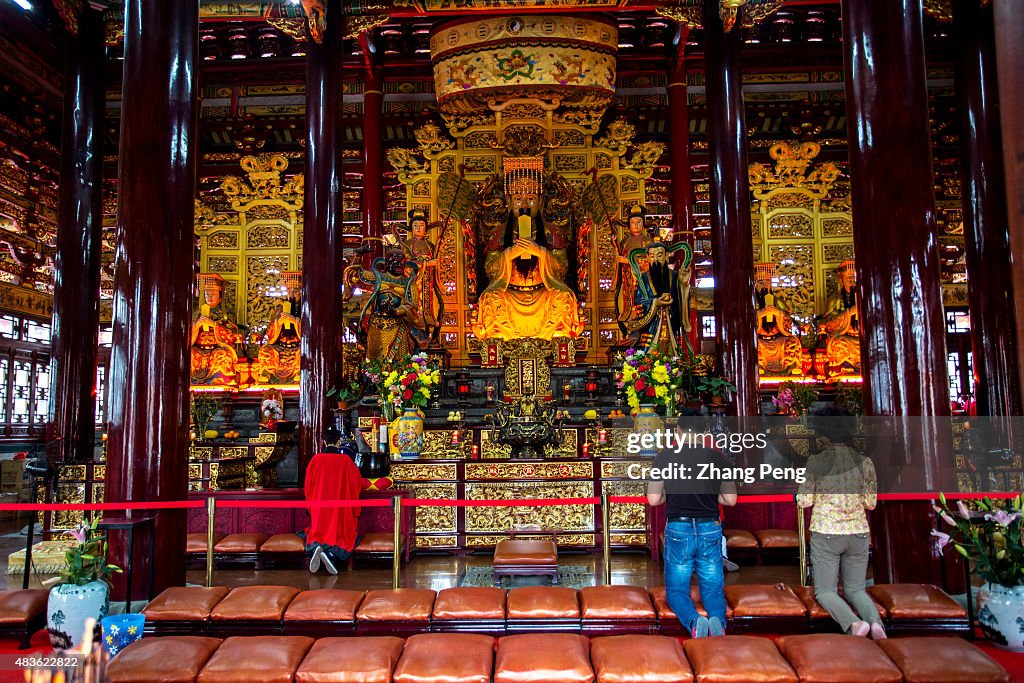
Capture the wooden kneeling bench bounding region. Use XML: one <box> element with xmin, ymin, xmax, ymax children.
<box><xmin>493</xmin><ymin>530</ymin><xmax>559</xmax><ymax>587</ymax></box>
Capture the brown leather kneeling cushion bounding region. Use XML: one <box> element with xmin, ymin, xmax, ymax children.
<box><xmin>284</xmin><ymin>589</ymin><xmax>365</xmax><ymax>622</ymax></box>
<box><xmin>432</xmin><ymin>587</ymin><xmax>506</xmax><ymax>620</ymax></box>
<box><xmin>393</xmin><ymin>633</ymin><xmax>496</xmax><ymax>683</ymax></box>
<box><xmin>867</xmin><ymin>584</ymin><xmax>966</xmax><ymax>619</ymax></box>
<box><xmin>506</xmin><ymin>587</ymin><xmax>579</xmax><ymax>619</ymax></box>
<box><xmin>580</xmin><ymin>586</ymin><xmax>655</xmax><ymax>620</ymax></box>
<box><xmin>107</xmin><ymin>636</ymin><xmax>222</xmax><ymax>683</ymax></box>
<box><xmin>724</xmin><ymin>529</ymin><xmax>759</xmax><ymax>549</ymax></box>
<box><xmin>726</xmin><ymin>584</ymin><xmax>807</xmax><ymax>617</ymax></box>
<box><xmin>187</xmin><ymin>533</ymin><xmax>223</xmax><ymax>554</ymax></box>
<box><xmin>0</xmin><ymin>589</ymin><xmax>48</xmax><ymax>623</ymax></box>
<box><xmin>357</xmin><ymin>589</ymin><xmax>436</xmax><ymax>622</ymax></box>
<box><xmin>791</xmin><ymin>585</ymin><xmax>888</xmax><ymax>620</ymax></box>
<box><xmin>590</xmin><ymin>635</ymin><xmax>692</xmax><ymax>683</ymax></box>
<box><xmin>684</xmin><ymin>636</ymin><xmax>797</xmax><ymax>683</ymax></box>
<box><xmin>356</xmin><ymin>532</ymin><xmax>396</xmax><ymax>553</ymax></box>
<box><xmin>775</xmin><ymin>634</ymin><xmax>902</xmax><ymax>683</ymax></box>
<box><xmin>493</xmin><ymin>539</ymin><xmax>558</xmax><ymax>566</ymax></box>
<box><xmin>214</xmin><ymin>533</ymin><xmax>269</xmax><ymax>553</ymax></box>
<box><xmin>260</xmin><ymin>533</ymin><xmax>306</xmax><ymax>553</ymax></box>
<box><xmin>495</xmin><ymin>634</ymin><xmax>592</xmax><ymax>683</ymax></box>
<box><xmin>295</xmin><ymin>636</ymin><xmax>405</xmax><ymax>683</ymax></box>
<box><xmin>198</xmin><ymin>635</ymin><xmax>314</xmax><ymax>683</ymax></box>
<box><xmin>649</xmin><ymin>586</ymin><xmax>734</xmax><ymax>620</ymax></box>
<box><xmin>143</xmin><ymin>586</ymin><xmax>230</xmax><ymax>621</ymax></box>
<box><xmin>211</xmin><ymin>585</ymin><xmax>300</xmax><ymax>621</ymax></box>
<box><xmin>877</xmin><ymin>636</ymin><xmax>1009</xmax><ymax>683</ymax></box>
<box><xmin>753</xmin><ymin>529</ymin><xmax>799</xmax><ymax>548</ymax></box>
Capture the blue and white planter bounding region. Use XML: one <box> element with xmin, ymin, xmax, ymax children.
<box><xmin>47</xmin><ymin>580</ymin><xmax>110</xmax><ymax>649</ymax></box>
<box><xmin>977</xmin><ymin>583</ymin><xmax>1024</xmax><ymax>652</ymax></box>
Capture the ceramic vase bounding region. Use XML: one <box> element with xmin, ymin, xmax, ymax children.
<box><xmin>47</xmin><ymin>580</ymin><xmax>109</xmax><ymax>649</ymax></box>
<box><xmin>395</xmin><ymin>406</ymin><xmax>424</xmax><ymax>458</ymax></box>
<box><xmin>977</xmin><ymin>583</ymin><xmax>1024</xmax><ymax>651</ymax></box>
<box><xmin>632</xmin><ymin>403</ymin><xmax>662</xmax><ymax>457</ymax></box>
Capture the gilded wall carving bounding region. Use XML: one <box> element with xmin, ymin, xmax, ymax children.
<box><xmin>391</xmin><ymin>463</ymin><xmax>459</xmax><ymax>481</ymax></box>
<box><xmin>405</xmin><ymin>482</ymin><xmax>458</xmax><ymax>533</ymax></box>
<box><xmin>465</xmin><ymin>461</ymin><xmax>593</xmax><ymax>480</ymax></box>
<box><xmin>464</xmin><ymin>481</ymin><xmax>595</xmax><ymax>532</ymax></box>
<box><xmin>246</xmin><ymin>255</ymin><xmax>290</xmax><ymax>330</ymax></box>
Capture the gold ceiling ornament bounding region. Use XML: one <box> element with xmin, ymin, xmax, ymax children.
<box><xmin>441</xmin><ymin>112</ymin><xmax>495</xmax><ymax>134</ymax></box>
<box><xmin>194</xmin><ymin>199</ymin><xmax>216</xmax><ymax>230</ymax></box>
<box><xmin>413</xmin><ymin>122</ymin><xmax>455</xmax><ymax>156</ymax></box>
<box><xmin>595</xmin><ymin>119</ymin><xmax>636</xmax><ymax>157</ymax></box>
<box><xmin>623</xmin><ymin>141</ymin><xmax>666</xmax><ymax>177</ymax></box>
<box><xmin>655</xmin><ymin>0</ymin><xmax>702</xmax><ymax>29</ymax></box>
<box><xmin>923</xmin><ymin>0</ymin><xmax>953</xmax><ymax>21</ymax></box>
<box><xmin>53</xmin><ymin>0</ymin><xmax>84</xmax><ymax>35</ymax></box>
<box><xmin>266</xmin><ymin>17</ymin><xmax>306</xmax><ymax>41</ymax></box>
<box><xmin>345</xmin><ymin>13</ymin><xmax>390</xmax><ymax>40</ymax></box>
<box><xmin>220</xmin><ymin>154</ymin><xmax>304</xmax><ymax>208</ymax></box>
<box><xmin>386</xmin><ymin>148</ymin><xmax>430</xmax><ymax>183</ymax></box>
<box><xmin>300</xmin><ymin>0</ymin><xmax>326</xmax><ymax>43</ymax></box>
<box><xmin>720</xmin><ymin>0</ymin><xmax>746</xmax><ymax>32</ymax></box>
<box><xmin>491</xmin><ymin>124</ymin><xmax>556</xmax><ymax>157</ymax></box>
<box><xmin>748</xmin><ymin>140</ymin><xmax>840</xmax><ymax>199</ymax></box>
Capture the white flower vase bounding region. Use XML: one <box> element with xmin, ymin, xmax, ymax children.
<box><xmin>977</xmin><ymin>583</ymin><xmax>1024</xmax><ymax>651</ymax></box>
<box><xmin>47</xmin><ymin>580</ymin><xmax>110</xmax><ymax>649</ymax></box>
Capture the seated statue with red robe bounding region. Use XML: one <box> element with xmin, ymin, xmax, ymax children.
<box><xmin>304</xmin><ymin>429</ymin><xmax>363</xmax><ymax>574</ymax></box>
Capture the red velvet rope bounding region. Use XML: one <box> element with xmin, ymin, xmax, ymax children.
<box><xmin>0</xmin><ymin>491</ymin><xmax>1016</xmax><ymax>512</ymax></box>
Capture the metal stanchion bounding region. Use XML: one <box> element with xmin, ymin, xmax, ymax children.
<box><xmin>601</xmin><ymin>493</ymin><xmax>611</xmax><ymax>585</ymax></box>
<box><xmin>206</xmin><ymin>497</ymin><xmax>216</xmax><ymax>588</ymax></box>
<box><xmin>797</xmin><ymin>501</ymin><xmax>807</xmax><ymax>587</ymax></box>
<box><xmin>392</xmin><ymin>496</ymin><xmax>402</xmax><ymax>589</ymax></box>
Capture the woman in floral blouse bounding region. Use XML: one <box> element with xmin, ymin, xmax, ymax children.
<box><xmin>797</xmin><ymin>407</ymin><xmax>885</xmax><ymax>639</ymax></box>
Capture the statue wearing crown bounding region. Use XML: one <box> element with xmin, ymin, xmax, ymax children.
<box><xmin>754</xmin><ymin>263</ymin><xmax>805</xmax><ymax>376</ymax></box>
<box><xmin>472</xmin><ymin>163</ymin><xmax>583</xmax><ymax>341</ymax></box>
<box><xmin>819</xmin><ymin>260</ymin><xmax>861</xmax><ymax>377</ymax></box>
<box><xmin>394</xmin><ymin>209</ymin><xmax>445</xmax><ymax>346</ymax></box>
<box><xmin>190</xmin><ymin>274</ymin><xmax>242</xmax><ymax>386</ymax></box>
<box><xmin>614</xmin><ymin>205</ymin><xmax>653</xmax><ymax>334</ymax></box>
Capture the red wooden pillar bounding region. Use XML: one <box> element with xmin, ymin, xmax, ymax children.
<box><xmin>668</xmin><ymin>55</ymin><xmax>698</xmax><ymax>352</ymax></box>
<box><xmin>953</xmin><ymin>0</ymin><xmax>1022</xmax><ymax>419</ymax></box>
<box><xmin>703</xmin><ymin>0</ymin><xmax>759</xmax><ymax>416</ymax></box>
<box><xmin>49</xmin><ymin>8</ymin><xmax>105</xmax><ymax>463</ymax></box>
<box><xmin>993</xmin><ymin>0</ymin><xmax>1024</xmax><ymax>407</ymax></box>
<box><xmin>362</xmin><ymin>63</ymin><xmax>384</xmax><ymax>259</ymax></box>
<box><xmin>299</xmin><ymin>0</ymin><xmax>343</xmax><ymax>479</ymax></box>
<box><xmin>841</xmin><ymin>0</ymin><xmax>954</xmax><ymax>584</ymax></box>
<box><xmin>106</xmin><ymin>0</ymin><xmax>199</xmax><ymax>594</ymax></box>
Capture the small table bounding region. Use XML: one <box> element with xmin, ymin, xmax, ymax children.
<box><xmin>493</xmin><ymin>529</ymin><xmax>559</xmax><ymax>587</ymax></box>
<box><xmin>97</xmin><ymin>517</ymin><xmax>155</xmax><ymax>613</ymax></box>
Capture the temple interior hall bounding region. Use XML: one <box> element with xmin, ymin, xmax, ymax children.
<box><xmin>1</xmin><ymin>0</ymin><xmax>1024</xmax><ymax>680</ymax></box>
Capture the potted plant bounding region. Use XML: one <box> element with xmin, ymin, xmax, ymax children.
<box><xmin>327</xmin><ymin>379</ymin><xmax>363</xmax><ymax>410</ymax></box>
<box><xmin>377</xmin><ymin>352</ymin><xmax>441</xmax><ymax>458</ymax></box>
<box><xmin>46</xmin><ymin>518</ymin><xmax>121</xmax><ymax>649</ymax></box>
<box><xmin>697</xmin><ymin>375</ymin><xmax>737</xmax><ymax>406</ymax></box>
<box><xmin>778</xmin><ymin>380</ymin><xmax>819</xmax><ymax>415</ymax></box>
<box><xmin>190</xmin><ymin>394</ymin><xmax>221</xmax><ymax>441</ymax></box>
<box><xmin>934</xmin><ymin>494</ymin><xmax>1024</xmax><ymax>650</ymax></box>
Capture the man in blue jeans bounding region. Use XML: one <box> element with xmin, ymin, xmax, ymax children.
<box><xmin>647</xmin><ymin>412</ymin><xmax>737</xmax><ymax>637</ymax></box>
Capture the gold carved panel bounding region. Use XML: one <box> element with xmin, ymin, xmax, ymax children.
<box><xmin>600</xmin><ymin>460</ymin><xmax>650</xmax><ymax>478</ymax></box>
<box><xmin>464</xmin><ymin>481</ymin><xmax>595</xmax><ymax>533</ymax></box>
<box><xmin>93</xmin><ymin>465</ymin><xmax>105</xmax><ymax>481</ymax></box>
<box><xmin>465</xmin><ymin>533</ymin><xmax>595</xmax><ymax>547</ymax></box>
<box><xmin>246</xmin><ymin>223</ymin><xmax>290</xmax><ymax>249</ymax></box>
<box><xmin>208</xmin><ymin>231</ymin><xmax>238</xmax><ymax>249</ymax></box>
<box><xmin>219</xmin><ymin>447</ymin><xmax>249</xmax><ymax>459</ymax></box>
<box><xmin>62</xmin><ymin>465</ymin><xmax>87</xmax><ymax>481</ymax></box>
<box><xmin>54</xmin><ymin>483</ymin><xmax>86</xmax><ymax>531</ymax></box>
<box><xmin>603</xmin><ymin>481</ymin><xmax>646</xmax><ymax>530</ymax></box>
<box><xmin>610</xmin><ymin>533</ymin><xmax>647</xmax><ymax>545</ymax></box>
<box><xmin>421</xmin><ymin>431</ymin><xmax>470</xmax><ymax>459</ymax></box>
<box><xmin>416</xmin><ymin>535</ymin><xmax>458</xmax><ymax>548</ymax></box>
<box><xmin>464</xmin><ymin>461</ymin><xmax>592</xmax><ymax>480</ymax></box>
<box><xmin>405</xmin><ymin>482</ymin><xmax>457</xmax><ymax>533</ymax></box>
<box><xmin>246</xmin><ymin>255</ymin><xmax>290</xmax><ymax>329</ymax></box>
<box><xmin>208</xmin><ymin>256</ymin><xmax>238</xmax><ymax>273</ymax></box>
<box><xmin>391</xmin><ymin>463</ymin><xmax>459</xmax><ymax>481</ymax></box>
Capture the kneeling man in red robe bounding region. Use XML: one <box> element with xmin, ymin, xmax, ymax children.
<box><xmin>304</xmin><ymin>429</ymin><xmax>362</xmax><ymax>574</ymax></box>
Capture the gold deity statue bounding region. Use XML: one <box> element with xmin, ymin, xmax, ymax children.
<box><xmin>395</xmin><ymin>209</ymin><xmax>444</xmax><ymax>346</ymax></box>
<box><xmin>472</xmin><ymin>166</ymin><xmax>583</xmax><ymax>341</ymax></box>
<box><xmin>819</xmin><ymin>260</ymin><xmax>861</xmax><ymax>378</ymax></box>
<box><xmin>613</xmin><ymin>204</ymin><xmax>653</xmax><ymax>334</ymax></box>
<box><xmin>347</xmin><ymin>247</ymin><xmax>425</xmax><ymax>362</ymax></box>
<box><xmin>754</xmin><ymin>263</ymin><xmax>804</xmax><ymax>376</ymax></box>
<box><xmin>190</xmin><ymin>274</ymin><xmax>242</xmax><ymax>386</ymax></box>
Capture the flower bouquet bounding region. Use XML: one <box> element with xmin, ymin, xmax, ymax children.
<box><xmin>380</xmin><ymin>353</ymin><xmax>441</xmax><ymax>410</ymax></box>
<box><xmin>617</xmin><ymin>348</ymin><xmax>684</xmax><ymax>412</ymax></box>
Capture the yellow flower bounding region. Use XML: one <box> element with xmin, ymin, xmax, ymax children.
<box><xmin>652</xmin><ymin>366</ymin><xmax>668</xmax><ymax>383</ymax></box>
<box><xmin>419</xmin><ymin>387</ymin><xmax>430</xmax><ymax>398</ymax></box>
<box><xmin>655</xmin><ymin>385</ymin><xmax>667</xmax><ymax>398</ymax></box>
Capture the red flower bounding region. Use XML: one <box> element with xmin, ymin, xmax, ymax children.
<box><xmin>646</xmin><ymin>386</ymin><xmax>656</xmax><ymax>398</ymax></box>
<box><xmin>634</xmin><ymin>378</ymin><xmax>646</xmax><ymax>391</ymax></box>
<box><xmin>403</xmin><ymin>389</ymin><xmax>413</xmax><ymax>400</ymax></box>
<box><xmin>401</xmin><ymin>376</ymin><xmax>411</xmax><ymax>386</ymax></box>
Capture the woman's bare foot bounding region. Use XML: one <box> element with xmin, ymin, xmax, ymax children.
<box><xmin>870</xmin><ymin>622</ymin><xmax>887</xmax><ymax>640</ymax></box>
<box><xmin>849</xmin><ymin>621</ymin><xmax>870</xmax><ymax>637</ymax></box>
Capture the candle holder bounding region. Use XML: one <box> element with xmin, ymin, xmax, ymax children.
<box><xmin>584</xmin><ymin>370</ymin><xmax>599</xmax><ymax>406</ymax></box>
<box><xmin>485</xmin><ymin>380</ymin><xmax>496</xmax><ymax>404</ymax></box>
<box><xmin>562</xmin><ymin>381</ymin><xmax>572</xmax><ymax>404</ymax></box>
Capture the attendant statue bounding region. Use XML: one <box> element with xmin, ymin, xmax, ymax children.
<box><xmin>754</xmin><ymin>263</ymin><xmax>804</xmax><ymax>376</ymax></box>
<box><xmin>354</xmin><ymin>247</ymin><xmax>425</xmax><ymax>362</ymax></box>
<box><xmin>253</xmin><ymin>300</ymin><xmax>301</xmax><ymax>384</ymax></box>
<box><xmin>472</xmin><ymin>173</ymin><xmax>583</xmax><ymax>341</ymax></box>
<box><xmin>395</xmin><ymin>209</ymin><xmax>444</xmax><ymax>345</ymax></box>
<box><xmin>818</xmin><ymin>260</ymin><xmax>861</xmax><ymax>377</ymax></box>
<box><xmin>613</xmin><ymin>205</ymin><xmax>653</xmax><ymax>334</ymax></box>
<box><xmin>190</xmin><ymin>304</ymin><xmax>241</xmax><ymax>386</ymax></box>
<box><xmin>190</xmin><ymin>274</ymin><xmax>241</xmax><ymax>386</ymax></box>
<box><xmin>624</xmin><ymin>241</ymin><xmax>692</xmax><ymax>356</ymax></box>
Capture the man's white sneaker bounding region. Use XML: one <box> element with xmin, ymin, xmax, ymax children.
<box><xmin>321</xmin><ymin>550</ymin><xmax>338</xmax><ymax>575</ymax></box>
<box><xmin>309</xmin><ymin>545</ymin><xmax>323</xmax><ymax>573</ymax></box>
